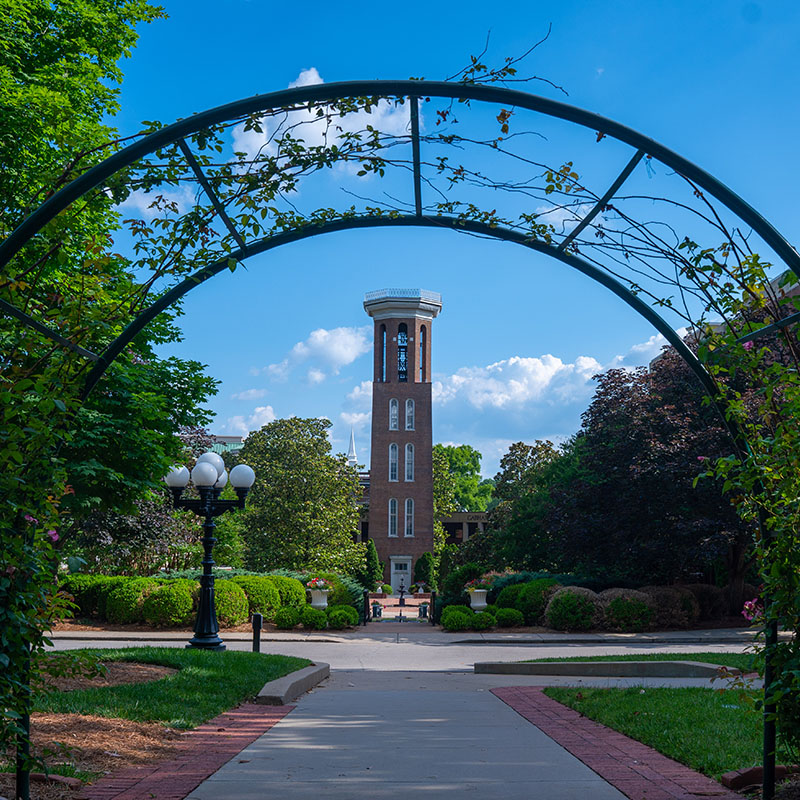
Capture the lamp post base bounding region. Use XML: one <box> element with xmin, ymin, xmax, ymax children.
<box><xmin>186</xmin><ymin>637</ymin><xmax>226</xmax><ymax>651</ymax></box>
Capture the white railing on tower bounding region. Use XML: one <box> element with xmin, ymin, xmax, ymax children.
<box><xmin>364</xmin><ymin>288</ymin><xmax>441</xmax><ymax>303</ymax></box>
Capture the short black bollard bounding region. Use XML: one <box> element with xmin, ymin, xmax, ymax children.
<box><xmin>362</xmin><ymin>590</ymin><xmax>369</xmax><ymax>625</ymax></box>
<box><xmin>430</xmin><ymin>591</ymin><xmax>437</xmax><ymax>625</ymax></box>
<box><xmin>252</xmin><ymin>613</ymin><xmax>262</xmax><ymax>653</ymax></box>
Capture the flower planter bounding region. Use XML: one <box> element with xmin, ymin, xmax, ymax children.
<box><xmin>309</xmin><ymin>589</ymin><xmax>329</xmax><ymax>609</ymax></box>
<box><xmin>469</xmin><ymin>588</ymin><xmax>488</xmax><ymax>612</ymax></box>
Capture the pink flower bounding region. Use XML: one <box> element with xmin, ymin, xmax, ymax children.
<box><xmin>743</xmin><ymin>341</ymin><xmax>753</xmax><ymax>351</ymax></box>
<box><xmin>47</xmin><ymin>530</ymin><xmax>59</xmax><ymax>543</ymax></box>
<box><xmin>24</xmin><ymin>514</ymin><xmax>38</xmax><ymax>525</ymax></box>
<box><xmin>697</xmin><ymin>456</ymin><xmax>706</xmax><ymax>462</ymax></box>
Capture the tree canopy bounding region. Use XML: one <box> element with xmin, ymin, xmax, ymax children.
<box><xmin>238</xmin><ymin>417</ymin><xmax>364</xmax><ymax>575</ymax></box>
<box><xmin>433</xmin><ymin>444</ymin><xmax>494</xmax><ymax>511</ymax></box>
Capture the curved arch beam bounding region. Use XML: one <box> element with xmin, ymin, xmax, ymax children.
<box><xmin>1</xmin><ymin>80</ymin><xmax>798</xmax><ymax>280</ymax></box>
<box><xmin>80</xmin><ymin>213</ymin><xmax>739</xmax><ymax>448</ymax></box>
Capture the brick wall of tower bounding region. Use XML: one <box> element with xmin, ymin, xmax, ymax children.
<box><xmin>368</xmin><ymin>313</ymin><xmax>435</xmax><ymax>583</ymax></box>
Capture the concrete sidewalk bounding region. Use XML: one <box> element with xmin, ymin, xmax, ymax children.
<box><xmin>186</xmin><ymin>671</ymin><xmax>629</xmax><ymax>799</ymax></box>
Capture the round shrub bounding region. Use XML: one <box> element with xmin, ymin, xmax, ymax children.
<box><xmin>599</xmin><ymin>589</ymin><xmax>655</xmax><ymax>632</ymax></box>
<box><xmin>213</xmin><ymin>579</ymin><xmax>249</xmax><ymax>626</ymax></box>
<box><xmin>300</xmin><ymin>606</ymin><xmax>328</xmax><ymax>630</ymax></box>
<box><xmin>106</xmin><ymin>578</ymin><xmax>159</xmax><ymax>624</ymax></box>
<box><xmin>517</xmin><ymin>578</ymin><xmax>560</xmax><ymax>624</ymax></box>
<box><xmin>327</xmin><ymin>609</ymin><xmax>355</xmax><ymax>630</ymax></box>
<box><xmin>379</xmin><ymin>583</ymin><xmax>392</xmax><ymax>594</ymax></box>
<box><xmin>496</xmin><ymin>583</ymin><xmax>525</xmax><ymax>609</ymax></box>
<box><xmin>674</xmin><ymin>585</ymin><xmax>700</xmax><ymax>624</ymax></box>
<box><xmin>142</xmin><ymin>580</ymin><xmax>194</xmax><ymax>627</ymax></box>
<box><xmin>639</xmin><ymin>586</ymin><xmax>692</xmax><ymax>629</ymax></box>
<box><xmin>484</xmin><ymin>604</ymin><xmax>498</xmax><ymax>618</ymax></box>
<box><xmin>60</xmin><ymin>574</ymin><xmax>115</xmax><ymax>617</ymax></box>
<box><xmin>266</xmin><ymin>575</ymin><xmax>306</xmax><ymax>607</ymax></box>
<box><xmin>495</xmin><ymin>607</ymin><xmax>525</xmax><ymax>628</ymax></box>
<box><xmin>326</xmin><ymin>604</ymin><xmax>359</xmax><ymax>626</ymax></box>
<box><xmin>441</xmin><ymin>562</ymin><xmax>483</xmax><ymax>602</ymax></box>
<box><xmin>545</xmin><ymin>587</ymin><xmax>601</xmax><ymax>632</ymax></box>
<box><xmin>470</xmin><ymin>611</ymin><xmax>494</xmax><ymax>631</ymax></box>
<box><xmin>440</xmin><ymin>609</ymin><xmax>472</xmax><ymax>632</ymax></box>
<box><xmin>274</xmin><ymin>606</ymin><xmax>300</xmax><ymax>629</ymax></box>
<box><xmin>231</xmin><ymin>576</ymin><xmax>281</xmax><ymax>620</ymax></box>
<box><xmin>683</xmin><ymin>583</ymin><xmax>726</xmax><ymax>620</ymax></box>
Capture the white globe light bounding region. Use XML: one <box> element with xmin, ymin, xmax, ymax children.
<box><xmin>191</xmin><ymin>461</ymin><xmax>218</xmax><ymax>487</ymax></box>
<box><xmin>196</xmin><ymin>451</ymin><xmax>225</xmax><ymax>477</ymax></box>
<box><xmin>230</xmin><ymin>464</ymin><xmax>256</xmax><ymax>489</ymax></box>
<box><xmin>214</xmin><ymin>469</ymin><xmax>229</xmax><ymax>489</ymax></box>
<box><xmin>164</xmin><ymin>465</ymin><xmax>190</xmax><ymax>488</ymax></box>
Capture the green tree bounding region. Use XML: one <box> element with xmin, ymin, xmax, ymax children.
<box><xmin>432</xmin><ymin>445</ymin><xmax>458</xmax><ymax>554</ymax></box>
<box><xmin>239</xmin><ymin>418</ymin><xmax>364</xmax><ymax>575</ymax></box>
<box><xmin>356</xmin><ymin>539</ymin><xmax>383</xmax><ymax>590</ymax></box>
<box><xmin>433</xmin><ymin>444</ymin><xmax>493</xmax><ymax>511</ymax></box>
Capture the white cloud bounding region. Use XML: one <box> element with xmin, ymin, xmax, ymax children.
<box><xmin>223</xmin><ymin>405</ymin><xmax>276</xmax><ymax>436</ymax></box>
<box><xmin>230</xmin><ymin>388</ymin><xmax>267</xmax><ymax>400</ymax></box>
<box><xmin>119</xmin><ymin>186</ymin><xmax>195</xmax><ymax>219</ymax></box>
<box><xmin>340</xmin><ymin>410</ymin><xmax>371</xmax><ymax>429</ymax></box>
<box><xmin>231</xmin><ymin>67</ymin><xmax>409</xmax><ymax>166</ymax></box>
<box><xmin>261</xmin><ymin>325</ymin><xmax>371</xmax><ymax>384</ymax></box>
<box><xmin>346</xmin><ymin>380</ymin><xmax>373</xmax><ymax>407</ymax></box>
<box><xmin>535</xmin><ymin>202</ymin><xmax>606</xmax><ymax>234</ymax></box>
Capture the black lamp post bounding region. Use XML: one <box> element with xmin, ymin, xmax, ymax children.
<box><xmin>164</xmin><ymin>452</ymin><xmax>255</xmax><ymax>651</ymax></box>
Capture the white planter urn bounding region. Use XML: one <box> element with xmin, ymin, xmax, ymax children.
<box><xmin>309</xmin><ymin>589</ymin><xmax>329</xmax><ymax>610</ymax></box>
<box><xmin>469</xmin><ymin>589</ymin><xmax>488</xmax><ymax>612</ymax></box>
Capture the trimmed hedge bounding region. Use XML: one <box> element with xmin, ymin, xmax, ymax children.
<box><xmin>274</xmin><ymin>606</ymin><xmax>300</xmax><ymax>629</ymax></box>
<box><xmin>545</xmin><ymin>587</ymin><xmax>601</xmax><ymax>632</ymax></box>
<box><xmin>106</xmin><ymin>578</ymin><xmax>159</xmax><ymax>624</ymax></box>
<box><xmin>517</xmin><ymin>578</ymin><xmax>560</xmax><ymax>625</ymax></box>
<box><xmin>599</xmin><ymin>588</ymin><xmax>655</xmax><ymax>632</ymax></box>
<box><xmin>639</xmin><ymin>586</ymin><xmax>696</xmax><ymax>629</ymax></box>
<box><xmin>471</xmin><ymin>612</ymin><xmax>494</xmax><ymax>631</ymax></box>
<box><xmin>496</xmin><ymin>583</ymin><xmax>526</xmax><ymax>609</ymax></box>
<box><xmin>495</xmin><ymin>607</ymin><xmax>524</xmax><ymax>628</ymax></box>
<box><xmin>142</xmin><ymin>580</ymin><xmax>195</xmax><ymax>627</ymax></box>
<box><xmin>327</xmin><ymin>608</ymin><xmax>355</xmax><ymax>630</ymax></box>
<box><xmin>326</xmin><ymin>604</ymin><xmax>359</xmax><ymax>626</ymax></box>
<box><xmin>213</xmin><ymin>579</ymin><xmax>249</xmax><ymax>626</ymax></box>
<box><xmin>265</xmin><ymin>574</ymin><xmax>307</xmax><ymax>608</ymax></box>
<box><xmin>683</xmin><ymin>583</ymin><xmax>726</xmax><ymax>620</ymax></box>
<box><xmin>231</xmin><ymin>575</ymin><xmax>281</xmax><ymax>620</ymax></box>
<box><xmin>300</xmin><ymin>605</ymin><xmax>328</xmax><ymax>630</ymax></box>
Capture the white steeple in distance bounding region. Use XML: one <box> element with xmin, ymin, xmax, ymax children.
<box><xmin>347</xmin><ymin>427</ymin><xmax>358</xmax><ymax>468</ymax></box>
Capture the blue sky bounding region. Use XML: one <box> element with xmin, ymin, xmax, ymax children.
<box><xmin>111</xmin><ymin>0</ymin><xmax>800</xmax><ymax>476</ymax></box>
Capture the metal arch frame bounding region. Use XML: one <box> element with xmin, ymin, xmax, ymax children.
<box><xmin>0</xmin><ymin>79</ymin><xmax>789</xmax><ymax>798</ymax></box>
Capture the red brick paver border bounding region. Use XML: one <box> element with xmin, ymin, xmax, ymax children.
<box><xmin>79</xmin><ymin>703</ymin><xmax>294</xmax><ymax>800</ymax></box>
<box><xmin>492</xmin><ymin>686</ymin><xmax>745</xmax><ymax>800</ymax></box>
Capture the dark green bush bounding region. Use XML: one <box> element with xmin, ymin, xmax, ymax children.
<box><xmin>484</xmin><ymin>604</ymin><xmax>498</xmax><ymax>618</ymax></box>
<box><xmin>675</xmin><ymin>585</ymin><xmax>700</xmax><ymax>624</ymax></box>
<box><xmin>600</xmin><ymin>589</ymin><xmax>655</xmax><ymax>632</ymax></box>
<box><xmin>495</xmin><ymin>607</ymin><xmax>524</xmax><ymax>627</ymax></box>
<box><xmin>440</xmin><ymin>608</ymin><xmax>472</xmax><ymax>632</ymax></box>
<box><xmin>545</xmin><ymin>587</ymin><xmax>600</xmax><ymax>632</ymax></box>
<box><xmin>684</xmin><ymin>583</ymin><xmax>727</xmax><ymax>620</ymax></box>
<box><xmin>441</xmin><ymin>562</ymin><xmax>483</xmax><ymax>603</ymax></box>
<box><xmin>496</xmin><ymin>583</ymin><xmax>525</xmax><ymax>609</ymax></box>
<box><xmin>300</xmin><ymin>606</ymin><xmax>328</xmax><ymax>630</ymax></box>
<box><xmin>517</xmin><ymin>578</ymin><xmax>560</xmax><ymax>624</ymax></box>
<box><xmin>231</xmin><ymin>575</ymin><xmax>281</xmax><ymax>620</ymax></box>
<box><xmin>326</xmin><ymin>604</ymin><xmax>359</xmax><ymax>626</ymax></box>
<box><xmin>265</xmin><ymin>574</ymin><xmax>307</xmax><ymax>607</ymax></box>
<box><xmin>471</xmin><ymin>611</ymin><xmax>494</xmax><ymax>631</ymax></box>
<box><xmin>274</xmin><ymin>606</ymin><xmax>300</xmax><ymax>629</ymax></box>
<box><xmin>327</xmin><ymin>609</ymin><xmax>355</xmax><ymax>630</ymax></box>
<box><xmin>106</xmin><ymin>578</ymin><xmax>159</xmax><ymax>624</ymax></box>
<box><xmin>414</xmin><ymin>552</ymin><xmax>437</xmax><ymax>592</ymax></box>
<box><xmin>142</xmin><ymin>580</ymin><xmax>195</xmax><ymax>627</ymax></box>
<box><xmin>60</xmin><ymin>574</ymin><xmax>118</xmax><ymax>617</ymax></box>
<box><xmin>213</xmin><ymin>579</ymin><xmax>249</xmax><ymax>626</ymax></box>
<box><xmin>381</xmin><ymin>583</ymin><xmax>393</xmax><ymax>594</ymax></box>
<box><xmin>639</xmin><ymin>586</ymin><xmax>692</xmax><ymax>629</ymax></box>
<box><xmin>96</xmin><ymin>576</ymin><xmax>130</xmax><ymax>618</ymax></box>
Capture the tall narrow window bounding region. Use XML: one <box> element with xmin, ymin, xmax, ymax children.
<box><xmin>388</xmin><ymin>499</ymin><xmax>398</xmax><ymax>537</ymax></box>
<box><xmin>405</xmin><ymin>443</ymin><xmax>414</xmax><ymax>481</ymax></box>
<box><xmin>380</xmin><ymin>325</ymin><xmax>387</xmax><ymax>383</ymax></box>
<box><xmin>419</xmin><ymin>325</ymin><xmax>426</xmax><ymax>382</ymax></box>
<box><xmin>405</xmin><ymin>399</ymin><xmax>415</xmax><ymax>431</ymax></box>
<box><xmin>389</xmin><ymin>398</ymin><xmax>399</xmax><ymax>430</ymax></box>
<box><xmin>397</xmin><ymin>323</ymin><xmax>408</xmax><ymax>382</ymax></box>
<box><xmin>389</xmin><ymin>443</ymin><xmax>398</xmax><ymax>481</ymax></box>
<box><xmin>404</xmin><ymin>498</ymin><xmax>414</xmax><ymax>537</ymax></box>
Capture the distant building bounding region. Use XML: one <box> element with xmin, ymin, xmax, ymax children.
<box><xmin>209</xmin><ymin>435</ymin><xmax>244</xmax><ymax>455</ymax></box>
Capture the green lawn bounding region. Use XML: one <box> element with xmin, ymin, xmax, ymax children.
<box><xmin>526</xmin><ymin>651</ymin><xmax>758</xmax><ymax>672</ymax></box>
<box><xmin>35</xmin><ymin>647</ymin><xmax>311</xmax><ymax>728</ymax></box>
<box><xmin>544</xmin><ymin>684</ymin><xmax>778</xmax><ymax>780</ymax></box>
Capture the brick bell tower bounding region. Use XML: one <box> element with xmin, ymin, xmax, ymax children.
<box><xmin>363</xmin><ymin>289</ymin><xmax>442</xmax><ymax>591</ymax></box>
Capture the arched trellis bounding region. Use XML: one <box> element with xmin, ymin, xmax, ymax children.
<box><xmin>2</xmin><ymin>80</ymin><xmax>797</xmax><ymax>799</ymax></box>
